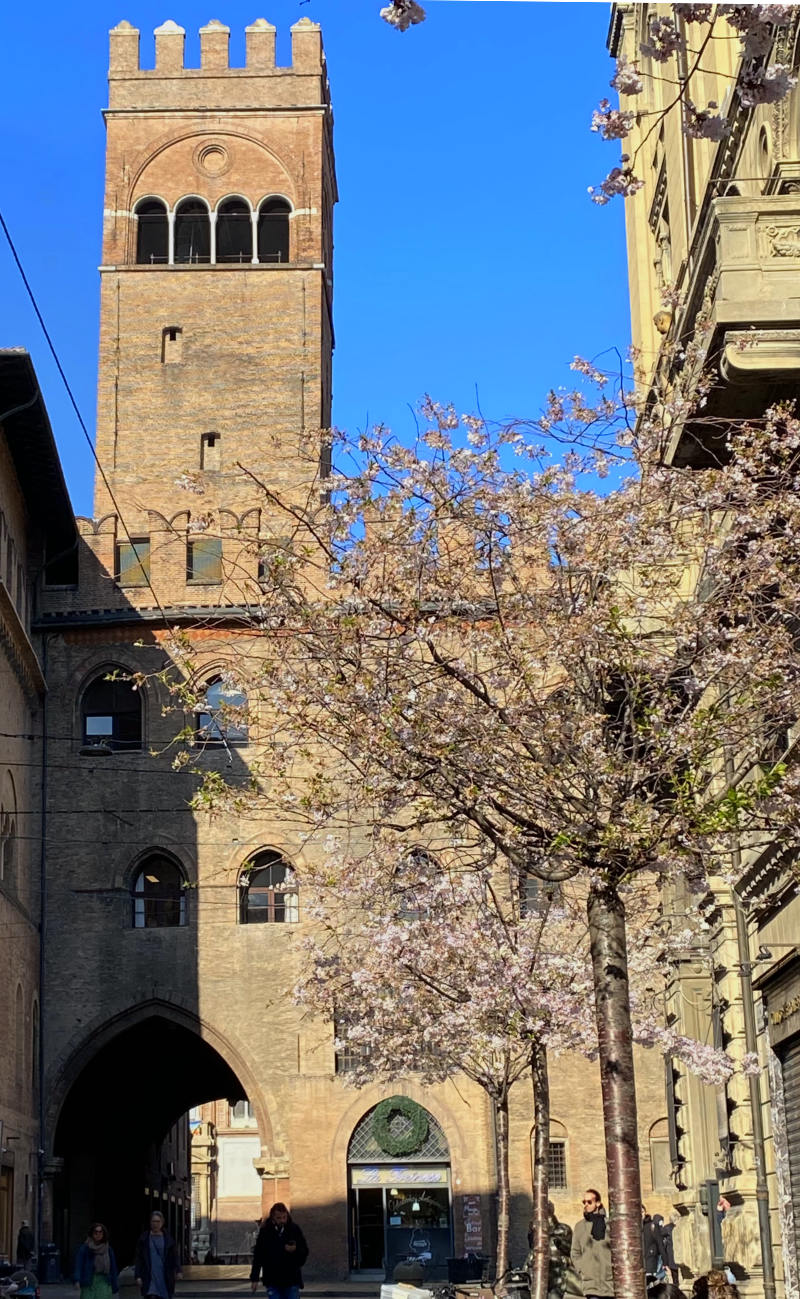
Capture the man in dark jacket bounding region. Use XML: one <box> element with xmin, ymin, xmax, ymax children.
<box><xmin>16</xmin><ymin>1222</ymin><xmax>35</xmax><ymax>1265</ymax></box>
<box><xmin>642</xmin><ymin>1207</ymin><xmax>662</xmax><ymax>1281</ymax></box>
<box><xmin>250</xmin><ymin>1204</ymin><xmax>308</xmax><ymax>1299</ymax></box>
<box><xmin>135</xmin><ymin>1211</ymin><xmax>182</xmax><ymax>1299</ymax></box>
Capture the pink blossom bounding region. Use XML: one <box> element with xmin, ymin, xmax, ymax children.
<box><xmin>674</xmin><ymin>4</ymin><xmax>713</xmax><ymax>20</ymax></box>
<box><xmin>380</xmin><ymin>0</ymin><xmax>426</xmax><ymax>32</ymax></box>
<box><xmin>640</xmin><ymin>16</ymin><xmax>685</xmax><ymax>62</ymax></box>
<box><xmin>683</xmin><ymin>100</ymin><xmax>730</xmax><ymax>141</ymax></box>
<box><xmin>611</xmin><ymin>58</ymin><xmax>643</xmax><ymax>97</ymax></box>
<box><xmin>740</xmin><ymin>63</ymin><xmax>798</xmax><ymax>107</ymax></box>
<box><xmin>588</xmin><ymin>166</ymin><xmax>644</xmax><ymax>205</ymax></box>
<box><xmin>591</xmin><ymin>98</ymin><xmax>636</xmax><ymax>141</ymax></box>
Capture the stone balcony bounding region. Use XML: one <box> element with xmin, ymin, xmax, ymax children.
<box><xmin>712</xmin><ymin>195</ymin><xmax>800</xmax><ymax>382</ymax></box>
<box><xmin>668</xmin><ymin>195</ymin><xmax>800</xmax><ymax>465</ymax></box>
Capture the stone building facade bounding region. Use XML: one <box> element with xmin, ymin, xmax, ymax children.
<box><xmin>6</xmin><ymin>15</ymin><xmax>674</xmax><ymax>1281</ymax></box>
<box><xmin>0</xmin><ymin>351</ymin><xmax>75</xmax><ymax>1263</ymax></box>
<box><xmin>609</xmin><ymin>7</ymin><xmax>800</xmax><ymax>1298</ymax></box>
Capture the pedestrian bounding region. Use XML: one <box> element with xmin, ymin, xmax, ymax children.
<box><xmin>570</xmin><ymin>1190</ymin><xmax>613</xmax><ymax>1299</ymax></box>
<box><xmin>642</xmin><ymin>1207</ymin><xmax>662</xmax><ymax>1282</ymax></box>
<box><xmin>134</xmin><ymin>1212</ymin><xmax>182</xmax><ymax>1299</ymax></box>
<box><xmin>652</xmin><ymin>1214</ymin><xmax>678</xmax><ymax>1286</ymax></box>
<box><xmin>249</xmin><ymin>1203</ymin><xmax>309</xmax><ymax>1299</ymax></box>
<box><xmin>73</xmin><ymin>1223</ymin><xmax>120</xmax><ymax>1299</ymax></box>
<box><xmin>16</xmin><ymin>1221</ymin><xmax>35</xmax><ymax>1266</ymax></box>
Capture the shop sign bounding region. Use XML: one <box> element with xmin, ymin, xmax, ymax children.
<box><xmin>463</xmin><ymin>1193</ymin><xmax>483</xmax><ymax>1251</ymax></box>
<box><xmin>351</xmin><ymin>1166</ymin><xmax>449</xmax><ymax>1187</ymax></box>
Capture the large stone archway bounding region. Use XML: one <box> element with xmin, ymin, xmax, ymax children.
<box><xmin>51</xmin><ymin>1008</ymin><xmax>267</xmax><ymax>1269</ymax></box>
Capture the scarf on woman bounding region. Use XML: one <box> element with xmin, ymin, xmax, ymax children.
<box><xmin>86</xmin><ymin>1238</ymin><xmax>111</xmax><ymax>1274</ymax></box>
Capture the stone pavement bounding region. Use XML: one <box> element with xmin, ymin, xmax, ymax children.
<box><xmin>43</xmin><ymin>1271</ymin><xmax>382</xmax><ymax>1299</ymax></box>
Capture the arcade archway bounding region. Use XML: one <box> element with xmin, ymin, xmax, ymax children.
<box><xmin>53</xmin><ymin>1013</ymin><xmax>254</xmax><ymax>1267</ymax></box>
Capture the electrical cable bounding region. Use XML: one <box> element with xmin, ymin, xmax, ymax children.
<box><xmin>0</xmin><ymin>204</ymin><xmax>170</xmax><ymax>626</ymax></box>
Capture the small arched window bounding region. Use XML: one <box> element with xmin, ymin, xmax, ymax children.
<box><xmin>649</xmin><ymin>1117</ymin><xmax>672</xmax><ymax>1191</ymax></box>
<box><xmin>135</xmin><ymin>199</ymin><xmax>169</xmax><ymax>264</ymax></box>
<box><xmin>216</xmin><ymin>197</ymin><xmax>252</xmax><ymax>264</ymax></box>
<box><xmin>174</xmin><ymin>198</ymin><xmax>211</xmax><ymax>264</ymax></box>
<box><xmin>257</xmin><ymin>197</ymin><xmax>291</xmax><ymax>264</ymax></box>
<box><xmin>132</xmin><ymin>854</ymin><xmax>187</xmax><ymax>928</ymax></box>
<box><xmin>1</xmin><ymin>770</ymin><xmax>17</xmax><ymax>889</ymax></box>
<box><xmin>239</xmin><ymin>849</ymin><xmax>298</xmax><ymax>924</ymax></box>
<box><xmin>82</xmin><ymin>672</ymin><xmax>142</xmax><ymax>751</ymax></box>
<box><xmin>195</xmin><ymin>677</ymin><xmax>248</xmax><ymax>747</ymax></box>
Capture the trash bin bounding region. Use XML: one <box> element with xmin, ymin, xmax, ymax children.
<box><xmin>39</xmin><ymin>1244</ymin><xmax>61</xmax><ymax>1284</ymax></box>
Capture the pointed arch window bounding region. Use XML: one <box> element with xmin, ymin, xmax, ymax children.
<box><xmin>216</xmin><ymin>197</ymin><xmax>252</xmax><ymax>263</ymax></box>
<box><xmin>81</xmin><ymin>673</ymin><xmax>142</xmax><ymax>751</ymax></box>
<box><xmin>132</xmin><ymin>854</ymin><xmax>187</xmax><ymax>928</ymax></box>
<box><xmin>174</xmin><ymin>198</ymin><xmax>211</xmax><ymax>264</ymax></box>
<box><xmin>1</xmin><ymin>771</ymin><xmax>17</xmax><ymax>889</ymax></box>
<box><xmin>135</xmin><ymin>199</ymin><xmax>169</xmax><ymax>264</ymax></box>
<box><xmin>257</xmin><ymin>197</ymin><xmax>291</xmax><ymax>264</ymax></box>
<box><xmin>239</xmin><ymin>849</ymin><xmax>298</xmax><ymax>924</ymax></box>
<box><xmin>195</xmin><ymin>677</ymin><xmax>248</xmax><ymax>747</ymax></box>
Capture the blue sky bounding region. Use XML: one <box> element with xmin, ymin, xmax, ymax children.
<box><xmin>0</xmin><ymin>1</ymin><xmax>629</xmax><ymax>517</ymax></box>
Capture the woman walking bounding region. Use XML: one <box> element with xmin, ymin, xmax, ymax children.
<box><xmin>135</xmin><ymin>1212</ymin><xmax>182</xmax><ymax>1299</ymax></box>
<box><xmin>73</xmin><ymin>1223</ymin><xmax>120</xmax><ymax>1299</ymax></box>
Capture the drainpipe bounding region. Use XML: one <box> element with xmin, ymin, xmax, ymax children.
<box><xmin>37</xmin><ymin>632</ymin><xmax>49</xmax><ymax>1258</ymax></box>
<box><xmin>676</xmin><ymin>19</ymin><xmax>697</xmax><ymax>262</ymax></box>
<box><xmin>724</xmin><ymin>752</ymin><xmax>777</xmax><ymax>1299</ymax></box>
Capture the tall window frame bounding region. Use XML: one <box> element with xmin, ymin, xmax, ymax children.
<box><xmin>81</xmin><ymin>671</ymin><xmax>143</xmax><ymax>752</ymax></box>
<box><xmin>131</xmin><ymin>854</ymin><xmax>188</xmax><ymax>929</ymax></box>
<box><xmin>239</xmin><ymin>849</ymin><xmax>299</xmax><ymax>924</ymax></box>
<box><xmin>134</xmin><ymin>197</ymin><xmax>169</xmax><ymax>264</ymax></box>
<box><xmin>194</xmin><ymin>677</ymin><xmax>249</xmax><ymax>747</ymax></box>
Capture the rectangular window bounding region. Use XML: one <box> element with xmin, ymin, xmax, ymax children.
<box><xmin>520</xmin><ymin>875</ymin><xmax>562</xmax><ymax>917</ymax></box>
<box><xmin>116</xmin><ymin>538</ymin><xmax>151</xmax><ymax>587</ymax></box>
<box><xmin>200</xmin><ymin>432</ymin><xmax>221</xmax><ymax>471</ymax></box>
<box><xmin>162</xmin><ymin>326</ymin><xmax>183</xmax><ymax>364</ymax></box>
<box><xmin>548</xmin><ymin>1140</ymin><xmax>568</xmax><ymax>1190</ymax></box>
<box><xmin>187</xmin><ymin>535</ymin><xmax>222</xmax><ymax>584</ymax></box>
<box><xmin>334</xmin><ymin>1013</ymin><xmax>371</xmax><ymax>1074</ymax></box>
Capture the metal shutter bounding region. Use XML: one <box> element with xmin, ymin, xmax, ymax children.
<box><xmin>782</xmin><ymin>1039</ymin><xmax>800</xmax><ymax>1250</ymax></box>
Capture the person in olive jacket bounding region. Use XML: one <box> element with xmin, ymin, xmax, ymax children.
<box><xmin>250</xmin><ymin>1204</ymin><xmax>309</xmax><ymax>1299</ymax></box>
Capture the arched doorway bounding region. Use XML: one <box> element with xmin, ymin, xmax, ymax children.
<box><xmin>53</xmin><ymin>1014</ymin><xmax>256</xmax><ymax>1268</ymax></box>
<box><xmin>347</xmin><ymin>1098</ymin><xmax>452</xmax><ymax>1280</ymax></box>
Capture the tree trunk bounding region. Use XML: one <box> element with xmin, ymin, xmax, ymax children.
<box><xmin>586</xmin><ymin>877</ymin><xmax>645</xmax><ymax>1299</ymax></box>
<box><xmin>530</xmin><ymin>1039</ymin><xmax>551</xmax><ymax>1299</ymax></box>
<box><xmin>494</xmin><ymin>1091</ymin><xmax>511</xmax><ymax>1290</ymax></box>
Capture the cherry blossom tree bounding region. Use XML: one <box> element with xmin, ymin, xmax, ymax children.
<box><xmin>296</xmin><ymin>843</ymin><xmax>595</xmax><ymax>1288</ymax></box>
<box><xmin>184</xmin><ymin>379</ymin><xmax>800</xmax><ymax>1299</ymax></box>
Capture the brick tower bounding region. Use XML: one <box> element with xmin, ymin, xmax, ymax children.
<box><xmin>95</xmin><ymin>16</ymin><xmax>335</xmax><ymax>598</ymax></box>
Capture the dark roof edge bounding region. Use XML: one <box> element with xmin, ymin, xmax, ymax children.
<box><xmin>0</xmin><ymin>349</ymin><xmax>77</xmax><ymax>543</ymax></box>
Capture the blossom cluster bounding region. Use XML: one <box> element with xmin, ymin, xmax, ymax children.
<box><xmin>591</xmin><ymin>99</ymin><xmax>636</xmax><ymax>141</ymax></box>
<box><xmin>380</xmin><ymin>0</ymin><xmax>426</xmax><ymax>33</ymax></box>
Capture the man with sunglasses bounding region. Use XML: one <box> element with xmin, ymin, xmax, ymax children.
<box><xmin>570</xmin><ymin>1190</ymin><xmax>614</xmax><ymax>1299</ymax></box>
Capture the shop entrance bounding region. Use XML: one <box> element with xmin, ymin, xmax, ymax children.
<box><xmin>347</xmin><ymin>1098</ymin><xmax>452</xmax><ymax>1280</ymax></box>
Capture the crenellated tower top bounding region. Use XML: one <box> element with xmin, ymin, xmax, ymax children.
<box><xmin>108</xmin><ymin>17</ymin><xmax>329</xmax><ymax>110</ymax></box>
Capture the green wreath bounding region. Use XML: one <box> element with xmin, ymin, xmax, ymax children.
<box><xmin>372</xmin><ymin>1096</ymin><xmax>429</xmax><ymax>1157</ymax></box>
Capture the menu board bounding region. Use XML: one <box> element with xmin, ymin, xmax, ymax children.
<box><xmin>462</xmin><ymin>1194</ymin><xmax>483</xmax><ymax>1253</ymax></box>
